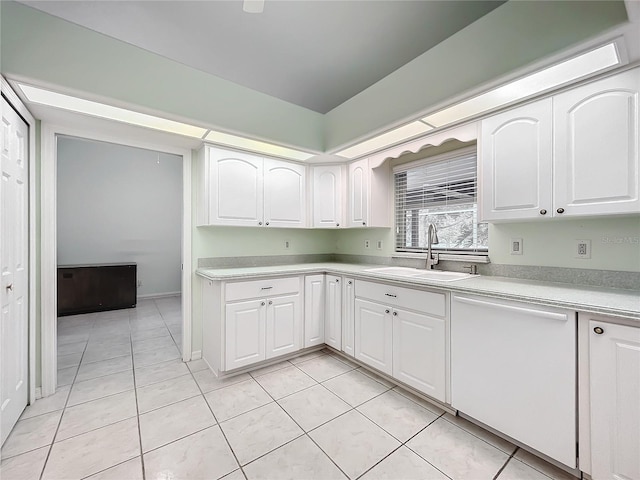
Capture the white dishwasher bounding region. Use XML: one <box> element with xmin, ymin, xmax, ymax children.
<box><xmin>451</xmin><ymin>294</ymin><xmax>576</xmax><ymax>468</ymax></box>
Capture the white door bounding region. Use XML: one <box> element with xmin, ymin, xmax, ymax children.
<box><xmin>554</xmin><ymin>68</ymin><xmax>640</xmax><ymax>217</ymax></box>
<box><xmin>341</xmin><ymin>278</ymin><xmax>355</xmax><ymax>357</ymax></box>
<box><xmin>210</xmin><ymin>147</ymin><xmax>264</xmax><ymax>226</ymax></box>
<box><xmin>312</xmin><ymin>165</ymin><xmax>343</xmax><ymax>227</ymax></box>
<box><xmin>479</xmin><ymin>98</ymin><xmax>553</xmax><ymax>221</ymax></box>
<box><xmin>590</xmin><ymin>321</ymin><xmax>640</xmax><ymax>480</ymax></box>
<box><xmin>266</xmin><ymin>293</ymin><xmax>302</xmax><ymax>359</ymax></box>
<box><xmin>354</xmin><ymin>298</ymin><xmax>392</xmax><ymax>375</ymax></box>
<box><xmin>347</xmin><ymin>158</ymin><xmax>368</xmax><ymax>227</ymax></box>
<box><xmin>1</xmin><ymin>98</ymin><xmax>29</xmax><ymax>445</ymax></box>
<box><xmin>225</xmin><ymin>299</ymin><xmax>266</xmax><ymax>370</ymax></box>
<box><xmin>393</xmin><ymin>308</ymin><xmax>445</xmax><ymax>402</ymax></box>
<box><xmin>263</xmin><ymin>159</ymin><xmax>306</xmax><ymax>228</ymax></box>
<box><xmin>303</xmin><ymin>275</ymin><xmax>325</xmax><ymax>347</ymax></box>
<box><xmin>324</xmin><ymin>275</ymin><xmax>342</xmax><ymax>350</ymax></box>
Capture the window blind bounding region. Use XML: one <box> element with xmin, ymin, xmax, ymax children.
<box><xmin>394</xmin><ymin>149</ymin><xmax>488</xmax><ymax>253</ymax></box>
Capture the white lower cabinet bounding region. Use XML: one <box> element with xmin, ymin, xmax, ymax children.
<box><xmin>325</xmin><ymin>275</ymin><xmax>342</xmax><ymax>350</ymax></box>
<box><xmin>304</xmin><ymin>275</ymin><xmax>325</xmax><ymax>347</ymax></box>
<box><xmin>265</xmin><ymin>294</ymin><xmax>302</xmax><ymax>359</ymax></box>
<box><xmin>341</xmin><ymin>277</ymin><xmax>355</xmax><ymax>357</ymax></box>
<box><xmin>393</xmin><ymin>308</ymin><xmax>445</xmax><ymax>402</ymax></box>
<box><xmin>586</xmin><ymin>317</ymin><xmax>640</xmax><ymax>480</ymax></box>
<box><xmin>354</xmin><ymin>280</ymin><xmax>447</xmax><ymax>392</ymax></box>
<box><xmin>354</xmin><ymin>298</ymin><xmax>393</xmax><ymax>375</ymax></box>
<box><xmin>225</xmin><ymin>299</ymin><xmax>266</xmax><ymax>370</ymax></box>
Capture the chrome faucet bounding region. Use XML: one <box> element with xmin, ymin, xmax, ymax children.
<box><xmin>426</xmin><ymin>223</ymin><xmax>439</xmax><ymax>270</ymax></box>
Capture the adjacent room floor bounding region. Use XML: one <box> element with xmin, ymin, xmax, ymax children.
<box><xmin>1</xmin><ymin>299</ymin><xmax>573</xmax><ymax>480</ymax></box>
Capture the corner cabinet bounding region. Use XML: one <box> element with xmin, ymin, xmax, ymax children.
<box><xmin>580</xmin><ymin>314</ymin><xmax>640</xmax><ymax>480</ymax></box>
<box><xmin>341</xmin><ymin>277</ymin><xmax>355</xmax><ymax>357</ymax></box>
<box><xmin>303</xmin><ymin>274</ymin><xmax>325</xmax><ymax>347</ymax></box>
<box><xmin>312</xmin><ymin>165</ymin><xmax>344</xmax><ymax>228</ymax></box>
<box><xmin>347</xmin><ymin>158</ymin><xmax>391</xmax><ymax>227</ymax></box>
<box><xmin>480</xmin><ymin>67</ymin><xmax>640</xmax><ymax>222</ymax></box>
<box><xmin>197</xmin><ymin>145</ymin><xmax>307</xmax><ymax>228</ymax></box>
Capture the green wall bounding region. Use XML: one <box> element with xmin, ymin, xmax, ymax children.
<box><xmin>1</xmin><ymin>1</ymin><xmax>628</xmax><ymax>153</ymax></box>
<box><xmin>334</xmin><ymin>218</ymin><xmax>640</xmax><ymax>273</ymax></box>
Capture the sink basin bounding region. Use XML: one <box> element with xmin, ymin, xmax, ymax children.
<box><xmin>364</xmin><ymin>267</ymin><xmax>423</xmax><ymax>277</ymax></box>
<box><xmin>410</xmin><ymin>271</ymin><xmax>473</xmax><ymax>282</ymax></box>
<box><xmin>364</xmin><ymin>266</ymin><xmax>474</xmax><ymax>282</ymax></box>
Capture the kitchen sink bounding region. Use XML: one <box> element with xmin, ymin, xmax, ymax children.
<box><xmin>410</xmin><ymin>270</ymin><xmax>473</xmax><ymax>281</ymax></box>
<box><xmin>364</xmin><ymin>266</ymin><xmax>474</xmax><ymax>282</ymax></box>
<box><xmin>363</xmin><ymin>267</ymin><xmax>424</xmax><ymax>277</ymax></box>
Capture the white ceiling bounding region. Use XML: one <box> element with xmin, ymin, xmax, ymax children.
<box><xmin>20</xmin><ymin>0</ymin><xmax>505</xmax><ymax>113</ymax></box>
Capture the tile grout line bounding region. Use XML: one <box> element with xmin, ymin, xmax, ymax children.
<box><xmin>187</xmin><ymin>356</ymin><xmax>248</xmax><ymax>479</ymax></box>
<box><xmin>130</xmin><ymin>305</ymin><xmax>148</xmax><ymax>480</ymax></box>
<box><xmin>37</xmin><ymin>317</ymin><xmax>92</xmax><ymax>480</ymax></box>
<box><xmin>493</xmin><ymin>446</ymin><xmax>520</xmax><ymax>480</ymax></box>
<box><xmin>247</xmin><ymin>373</ymin><xmax>351</xmax><ymax>480</ymax></box>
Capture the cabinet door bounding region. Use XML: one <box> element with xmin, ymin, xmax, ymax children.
<box><xmin>341</xmin><ymin>278</ymin><xmax>355</xmax><ymax>357</ymax></box>
<box><xmin>554</xmin><ymin>68</ymin><xmax>640</xmax><ymax>216</ymax></box>
<box><xmin>266</xmin><ymin>293</ymin><xmax>302</xmax><ymax>359</ymax></box>
<box><xmin>225</xmin><ymin>299</ymin><xmax>266</xmax><ymax>370</ymax></box>
<box><xmin>210</xmin><ymin>148</ymin><xmax>264</xmax><ymax>226</ymax></box>
<box><xmin>347</xmin><ymin>158</ymin><xmax>369</xmax><ymax>227</ymax></box>
<box><xmin>354</xmin><ymin>298</ymin><xmax>392</xmax><ymax>375</ymax></box>
<box><xmin>324</xmin><ymin>275</ymin><xmax>342</xmax><ymax>350</ymax></box>
<box><xmin>264</xmin><ymin>159</ymin><xmax>307</xmax><ymax>228</ymax></box>
<box><xmin>590</xmin><ymin>321</ymin><xmax>640</xmax><ymax>480</ymax></box>
<box><xmin>313</xmin><ymin>165</ymin><xmax>343</xmax><ymax>227</ymax></box>
<box><xmin>479</xmin><ymin>98</ymin><xmax>553</xmax><ymax>221</ymax></box>
<box><xmin>393</xmin><ymin>308</ymin><xmax>445</xmax><ymax>402</ymax></box>
<box><xmin>304</xmin><ymin>275</ymin><xmax>325</xmax><ymax>347</ymax></box>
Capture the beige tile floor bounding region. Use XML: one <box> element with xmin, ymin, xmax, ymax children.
<box><xmin>1</xmin><ymin>297</ymin><xmax>576</xmax><ymax>480</ymax></box>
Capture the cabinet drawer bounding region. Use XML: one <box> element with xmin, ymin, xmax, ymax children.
<box><xmin>226</xmin><ymin>276</ymin><xmax>300</xmax><ymax>302</ymax></box>
<box><xmin>355</xmin><ymin>280</ymin><xmax>445</xmax><ymax>317</ymax></box>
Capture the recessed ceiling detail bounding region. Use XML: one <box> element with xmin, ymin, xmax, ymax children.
<box><xmin>19</xmin><ymin>0</ymin><xmax>505</xmax><ymax>113</ymax></box>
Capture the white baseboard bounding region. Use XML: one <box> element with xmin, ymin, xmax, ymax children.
<box><xmin>137</xmin><ymin>291</ymin><xmax>181</xmax><ymax>300</ymax></box>
<box><xmin>190</xmin><ymin>350</ymin><xmax>202</xmax><ymax>360</ymax></box>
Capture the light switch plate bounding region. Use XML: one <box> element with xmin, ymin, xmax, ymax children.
<box><xmin>510</xmin><ymin>238</ymin><xmax>523</xmax><ymax>255</ymax></box>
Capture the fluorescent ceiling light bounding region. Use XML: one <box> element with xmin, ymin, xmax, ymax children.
<box><xmin>205</xmin><ymin>131</ymin><xmax>315</xmax><ymax>161</ymax></box>
<box><xmin>336</xmin><ymin>121</ymin><xmax>433</xmax><ymax>159</ymax></box>
<box><xmin>18</xmin><ymin>83</ymin><xmax>208</xmax><ymax>138</ymax></box>
<box><xmin>17</xmin><ymin>83</ymin><xmax>316</xmax><ymax>161</ymax></box>
<box><xmin>422</xmin><ymin>42</ymin><xmax>621</xmax><ymax>128</ymax></box>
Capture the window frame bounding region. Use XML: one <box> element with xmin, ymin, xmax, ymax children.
<box><xmin>393</xmin><ymin>146</ymin><xmax>489</xmax><ymax>256</ymax></box>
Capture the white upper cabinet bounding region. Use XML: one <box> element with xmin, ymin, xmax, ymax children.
<box><xmin>554</xmin><ymin>68</ymin><xmax>640</xmax><ymax>217</ymax></box>
<box><xmin>197</xmin><ymin>145</ymin><xmax>307</xmax><ymax>228</ymax></box>
<box><xmin>263</xmin><ymin>159</ymin><xmax>306</xmax><ymax>228</ymax></box>
<box><xmin>480</xmin><ymin>98</ymin><xmax>553</xmax><ymax>221</ymax></box>
<box><xmin>312</xmin><ymin>165</ymin><xmax>344</xmax><ymax>228</ymax></box>
<box><xmin>348</xmin><ymin>159</ymin><xmax>369</xmax><ymax>227</ymax></box>
<box><xmin>479</xmin><ymin>68</ymin><xmax>640</xmax><ymax>222</ymax></box>
<box><xmin>347</xmin><ymin>158</ymin><xmax>391</xmax><ymax>228</ymax></box>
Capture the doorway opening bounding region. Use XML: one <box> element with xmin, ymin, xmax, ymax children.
<box><xmin>55</xmin><ymin>136</ymin><xmax>184</xmax><ymax>387</ymax></box>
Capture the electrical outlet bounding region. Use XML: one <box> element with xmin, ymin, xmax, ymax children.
<box><xmin>576</xmin><ymin>239</ymin><xmax>591</xmax><ymax>259</ymax></box>
<box><xmin>510</xmin><ymin>238</ymin><xmax>523</xmax><ymax>255</ymax></box>
<box><xmin>364</xmin><ymin>239</ymin><xmax>370</xmax><ymax>249</ymax></box>
<box><xmin>284</xmin><ymin>240</ymin><xmax>290</xmax><ymax>249</ymax></box>
<box><xmin>376</xmin><ymin>240</ymin><xmax>383</xmax><ymax>250</ymax></box>
<box><xmin>137</xmin><ymin>280</ymin><xmax>143</xmax><ymax>288</ymax></box>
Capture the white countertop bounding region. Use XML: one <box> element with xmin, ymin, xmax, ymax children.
<box><xmin>196</xmin><ymin>263</ymin><xmax>640</xmax><ymax>322</ymax></box>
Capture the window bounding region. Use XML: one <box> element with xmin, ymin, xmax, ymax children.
<box><xmin>394</xmin><ymin>147</ymin><xmax>488</xmax><ymax>253</ymax></box>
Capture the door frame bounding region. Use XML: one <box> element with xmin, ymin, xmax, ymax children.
<box><xmin>40</xmin><ymin>123</ymin><xmax>193</xmax><ymax>397</ymax></box>
<box><xmin>0</xmin><ymin>77</ymin><xmax>37</xmax><ymax>404</ymax></box>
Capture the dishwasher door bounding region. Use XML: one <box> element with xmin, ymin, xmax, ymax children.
<box><xmin>451</xmin><ymin>294</ymin><xmax>576</xmax><ymax>468</ymax></box>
